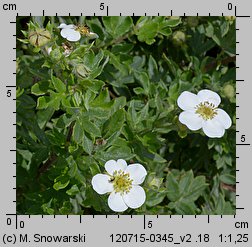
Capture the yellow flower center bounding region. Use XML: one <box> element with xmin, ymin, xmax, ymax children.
<box><xmin>110</xmin><ymin>170</ymin><xmax>133</xmax><ymax>195</ymax></box>
<box><xmin>195</xmin><ymin>101</ymin><xmax>217</xmax><ymax>120</ymax></box>
<box><xmin>75</xmin><ymin>25</ymin><xmax>90</xmax><ymax>35</ymax></box>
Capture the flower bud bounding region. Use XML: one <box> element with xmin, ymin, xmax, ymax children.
<box><xmin>187</xmin><ymin>17</ymin><xmax>199</xmax><ymax>27</ymax></box>
<box><xmin>50</xmin><ymin>48</ymin><xmax>62</xmax><ymax>61</ymax></box>
<box><xmin>28</xmin><ymin>28</ymin><xmax>51</xmax><ymax>47</ymax></box>
<box><xmin>223</xmin><ymin>84</ymin><xmax>235</xmax><ymax>99</ymax></box>
<box><xmin>172</xmin><ymin>31</ymin><xmax>186</xmax><ymax>46</ymax></box>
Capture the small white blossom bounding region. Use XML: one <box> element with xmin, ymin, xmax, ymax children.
<box><xmin>58</xmin><ymin>23</ymin><xmax>99</xmax><ymax>42</ymax></box>
<box><xmin>177</xmin><ymin>89</ymin><xmax>232</xmax><ymax>138</ymax></box>
<box><xmin>91</xmin><ymin>159</ymin><xmax>147</xmax><ymax>212</ymax></box>
<box><xmin>58</xmin><ymin>23</ymin><xmax>81</xmax><ymax>42</ymax></box>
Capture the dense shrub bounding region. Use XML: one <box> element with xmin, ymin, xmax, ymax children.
<box><xmin>16</xmin><ymin>16</ymin><xmax>236</xmax><ymax>214</ymax></box>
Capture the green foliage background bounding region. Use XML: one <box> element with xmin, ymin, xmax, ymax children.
<box><xmin>16</xmin><ymin>16</ymin><xmax>236</xmax><ymax>215</ymax></box>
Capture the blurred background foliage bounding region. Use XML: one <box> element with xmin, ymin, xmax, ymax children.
<box><xmin>16</xmin><ymin>16</ymin><xmax>236</xmax><ymax>215</ymax></box>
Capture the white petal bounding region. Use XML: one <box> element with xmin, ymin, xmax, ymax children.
<box><xmin>88</xmin><ymin>32</ymin><xmax>99</xmax><ymax>39</ymax></box>
<box><xmin>179</xmin><ymin>110</ymin><xmax>203</xmax><ymax>130</ymax></box>
<box><xmin>125</xmin><ymin>164</ymin><xmax>147</xmax><ymax>185</ymax></box>
<box><xmin>60</xmin><ymin>29</ymin><xmax>81</xmax><ymax>41</ymax></box>
<box><xmin>197</xmin><ymin>89</ymin><xmax>221</xmax><ymax>107</ymax></box>
<box><xmin>105</xmin><ymin>159</ymin><xmax>127</xmax><ymax>175</ymax></box>
<box><xmin>202</xmin><ymin>119</ymin><xmax>225</xmax><ymax>138</ymax></box>
<box><xmin>108</xmin><ymin>191</ymin><xmax>128</xmax><ymax>212</ymax></box>
<box><xmin>65</xmin><ymin>24</ymin><xmax>76</xmax><ymax>29</ymax></box>
<box><xmin>58</xmin><ymin>23</ymin><xmax>75</xmax><ymax>29</ymax></box>
<box><xmin>91</xmin><ymin>174</ymin><xmax>113</xmax><ymax>195</ymax></box>
<box><xmin>117</xmin><ymin>159</ymin><xmax>128</xmax><ymax>168</ymax></box>
<box><xmin>215</xmin><ymin>109</ymin><xmax>232</xmax><ymax>129</ymax></box>
<box><xmin>123</xmin><ymin>185</ymin><xmax>146</xmax><ymax>209</ymax></box>
<box><xmin>58</xmin><ymin>23</ymin><xmax>67</xmax><ymax>29</ymax></box>
<box><xmin>177</xmin><ymin>91</ymin><xmax>200</xmax><ymax>111</ymax></box>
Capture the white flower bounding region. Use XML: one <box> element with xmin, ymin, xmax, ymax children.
<box><xmin>91</xmin><ymin>159</ymin><xmax>147</xmax><ymax>212</ymax></box>
<box><xmin>177</xmin><ymin>89</ymin><xmax>232</xmax><ymax>138</ymax></box>
<box><xmin>58</xmin><ymin>23</ymin><xmax>81</xmax><ymax>42</ymax></box>
<box><xmin>58</xmin><ymin>23</ymin><xmax>99</xmax><ymax>42</ymax></box>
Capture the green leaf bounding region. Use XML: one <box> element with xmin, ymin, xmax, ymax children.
<box><xmin>103</xmin><ymin>109</ymin><xmax>125</xmax><ymax>138</ymax></box>
<box><xmin>72</xmin><ymin>120</ymin><xmax>84</xmax><ymax>144</ymax></box>
<box><xmin>137</xmin><ymin>21</ymin><xmax>158</xmax><ymax>45</ymax></box>
<box><xmin>158</xmin><ymin>26</ymin><xmax>172</xmax><ymax>36</ymax></box>
<box><xmin>111</xmin><ymin>43</ymin><xmax>134</xmax><ymax>54</ymax></box>
<box><xmin>68</xmin><ymin>159</ymin><xmax>78</xmax><ymax>178</ymax></box>
<box><xmin>31</xmin><ymin>80</ymin><xmax>50</xmax><ymax>95</ymax></box>
<box><xmin>163</xmin><ymin>17</ymin><xmax>181</xmax><ymax>27</ymax></box>
<box><xmin>89</xmin><ymin>162</ymin><xmax>101</xmax><ymax>176</ymax></box>
<box><xmin>80</xmin><ymin>79</ymin><xmax>105</xmax><ymax>94</ymax></box>
<box><xmin>166</xmin><ymin>170</ymin><xmax>207</xmax><ymax>212</ymax></box>
<box><xmin>81</xmin><ymin>117</ymin><xmax>101</xmax><ymax>137</ymax></box>
<box><xmin>90</xmin><ymin>88</ymin><xmax>110</xmax><ymax>107</ymax></box>
<box><xmin>37</xmin><ymin>93</ymin><xmax>62</xmax><ymax>110</ymax></box>
<box><xmin>146</xmin><ymin>189</ymin><xmax>166</xmax><ymax>207</ymax></box>
<box><xmin>134</xmin><ymin>71</ymin><xmax>150</xmax><ymax>94</ymax></box>
<box><xmin>41</xmin><ymin>199</ymin><xmax>54</xmax><ymax>214</ymax></box>
<box><xmin>103</xmin><ymin>16</ymin><xmax>133</xmax><ymax>38</ymax></box>
<box><xmin>53</xmin><ymin>175</ymin><xmax>70</xmax><ymax>191</ymax></box>
<box><xmin>66</xmin><ymin>185</ymin><xmax>80</xmax><ymax>196</ymax></box>
<box><xmin>82</xmin><ymin>133</ymin><xmax>94</xmax><ymax>155</ymax></box>
<box><xmin>51</xmin><ymin>76</ymin><xmax>66</xmax><ymax>93</ymax></box>
<box><xmin>148</xmin><ymin>55</ymin><xmax>158</xmax><ymax>79</ymax></box>
<box><xmin>133</xmin><ymin>87</ymin><xmax>145</xmax><ymax>95</ymax></box>
<box><xmin>95</xmin><ymin>145</ymin><xmax>134</xmax><ymax>162</ymax></box>
<box><xmin>169</xmin><ymin>201</ymin><xmax>196</xmax><ymax>214</ymax></box>
<box><xmin>220</xmin><ymin>174</ymin><xmax>235</xmax><ymax>185</ymax></box>
<box><xmin>37</xmin><ymin>96</ymin><xmax>50</xmax><ymax>109</ymax></box>
<box><xmin>166</xmin><ymin>173</ymin><xmax>180</xmax><ymax>201</ymax></box>
<box><xmin>37</xmin><ymin>107</ymin><xmax>54</xmax><ymax>129</ymax></box>
<box><xmin>183</xmin><ymin>175</ymin><xmax>207</xmax><ymax>202</ymax></box>
<box><xmin>104</xmin><ymin>50</ymin><xmax>128</xmax><ymax>76</ymax></box>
